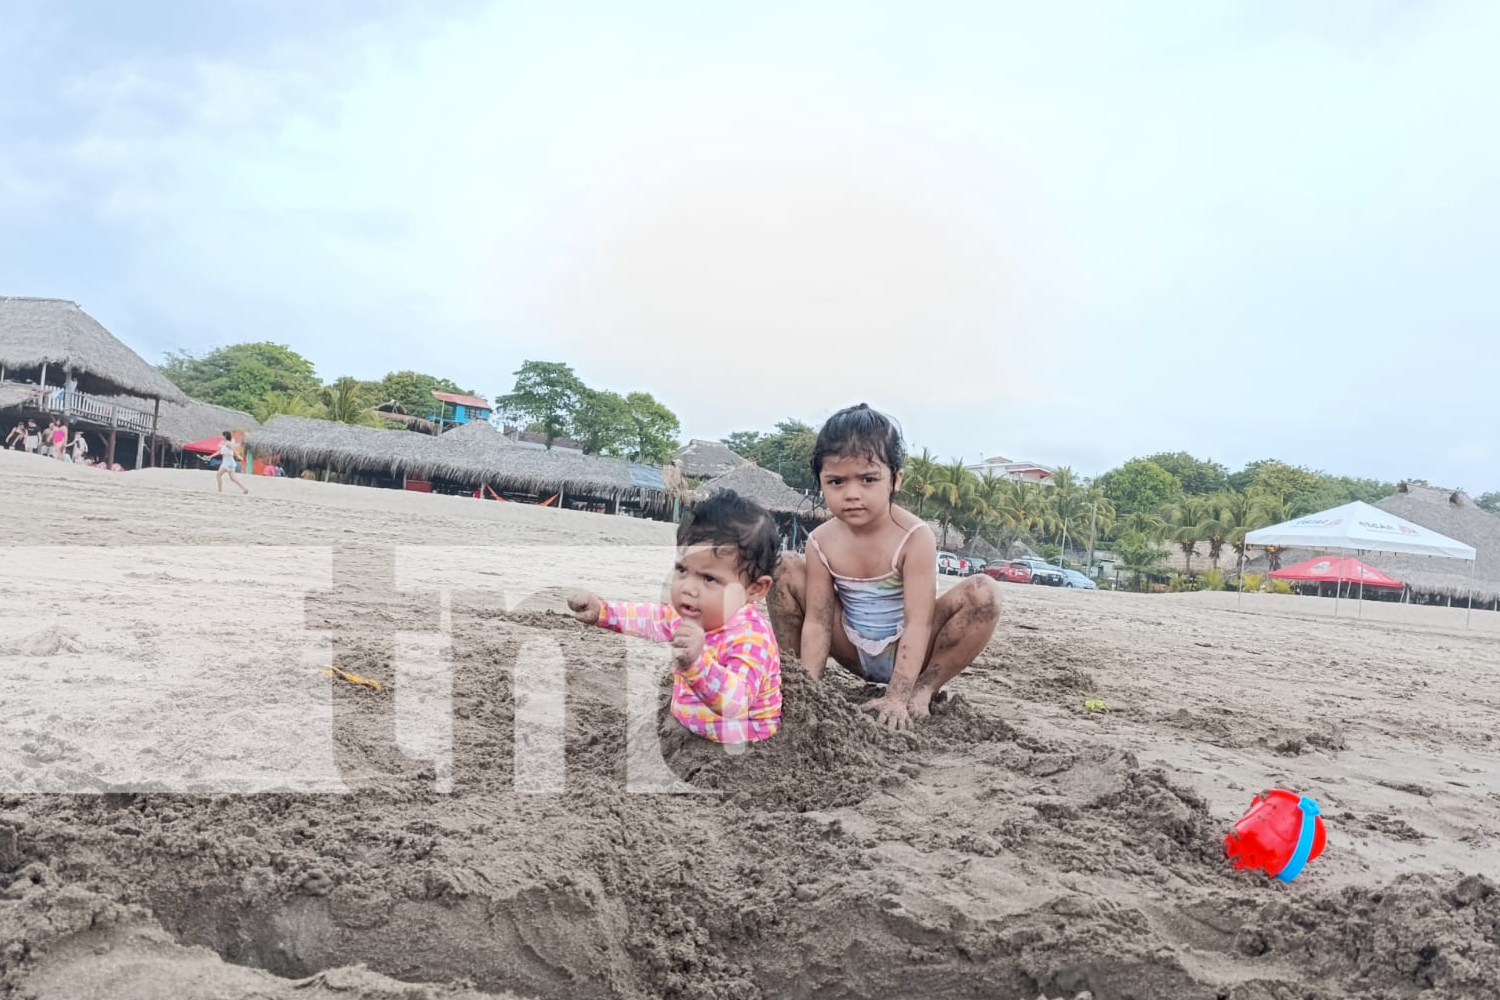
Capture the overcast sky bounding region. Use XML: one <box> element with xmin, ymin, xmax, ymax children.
<box><xmin>4</xmin><ymin>1</ymin><xmax>1496</xmax><ymax>489</ymax></box>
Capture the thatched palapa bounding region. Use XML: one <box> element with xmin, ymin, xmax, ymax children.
<box><xmin>1365</xmin><ymin>484</ymin><xmax>1500</xmax><ymax>604</ymax></box>
<box><xmin>674</xmin><ymin>439</ymin><xmax>748</xmax><ymax>480</ymax></box>
<box><xmin>246</xmin><ymin>416</ymin><xmax>667</xmax><ymax>500</ymax></box>
<box><xmin>692</xmin><ymin>464</ymin><xmax>824</xmax><ymax>518</ymax></box>
<box><xmin>0</xmin><ymin>297</ymin><xmax>188</xmax><ymax>403</ymax></box>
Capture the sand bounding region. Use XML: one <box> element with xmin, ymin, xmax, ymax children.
<box><xmin>3</xmin><ymin>446</ymin><xmax>1500</xmax><ymax>999</ymax></box>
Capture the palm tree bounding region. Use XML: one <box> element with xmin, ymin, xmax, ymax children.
<box><xmin>1221</xmin><ymin>490</ymin><xmax>1260</xmax><ymax>575</ymax></box>
<box><xmin>1250</xmin><ymin>493</ymin><xmax>1294</xmax><ymax>572</ymax></box>
<box><xmin>1115</xmin><ymin>531</ymin><xmax>1169</xmax><ymax>592</ymax></box>
<box><xmin>966</xmin><ymin>471</ymin><xmax>1008</xmax><ymax>552</ymax></box>
<box><xmin>318</xmin><ymin>377</ymin><xmax>383</xmax><ymax>426</ymax></box>
<box><xmin>1119</xmin><ymin>509</ymin><xmax>1167</xmax><ymax>542</ymax></box>
<box><xmin>252</xmin><ymin>390</ymin><xmax>324</xmax><ymax>424</ymax></box>
<box><xmin>1196</xmin><ymin>494</ymin><xmax>1235</xmax><ymax>571</ymax></box>
<box><xmin>1079</xmin><ymin>480</ymin><xmax>1117</xmax><ymax>570</ymax></box>
<box><xmin>995</xmin><ymin>478</ymin><xmax>1052</xmax><ymax>547</ymax></box>
<box><xmin>900</xmin><ymin>448</ymin><xmax>941</xmax><ymax>518</ymax></box>
<box><xmin>1166</xmin><ymin>496</ymin><xmax>1210</xmax><ymax>577</ymax></box>
<box><xmin>930</xmin><ymin>459</ymin><xmax>977</xmax><ymax>549</ymax></box>
<box><xmin>1047</xmin><ymin>467</ymin><xmax>1090</xmax><ymax>565</ymax></box>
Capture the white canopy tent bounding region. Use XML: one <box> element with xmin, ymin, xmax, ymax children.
<box><xmin>1242</xmin><ymin>500</ymin><xmax>1478</xmax><ymax>622</ymax></box>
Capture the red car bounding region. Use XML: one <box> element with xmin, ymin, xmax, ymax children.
<box><xmin>983</xmin><ymin>560</ymin><xmax>1032</xmax><ymax>584</ymax></box>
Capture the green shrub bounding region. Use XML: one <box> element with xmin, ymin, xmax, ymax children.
<box><xmin>1240</xmin><ymin>572</ymin><xmax>1263</xmax><ymax>593</ymax></box>
<box><xmin>1270</xmin><ymin>579</ymin><xmax>1294</xmax><ymax>595</ymax></box>
<box><xmin>1202</xmin><ymin>568</ymin><xmax>1226</xmax><ymax>591</ymax></box>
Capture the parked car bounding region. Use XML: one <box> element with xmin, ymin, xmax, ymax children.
<box><xmin>1061</xmin><ymin>569</ymin><xmax>1098</xmax><ymax>589</ymax></box>
<box><xmin>1013</xmin><ymin>557</ymin><xmax>1065</xmax><ymax>586</ymax></box>
<box><xmin>937</xmin><ymin>551</ymin><xmax>961</xmax><ymax>575</ymax></box>
<box><xmin>961</xmin><ymin>558</ymin><xmax>987</xmax><ymax>577</ymax></box>
<box><xmin>983</xmin><ymin>560</ymin><xmax>1032</xmax><ymax>584</ymax></box>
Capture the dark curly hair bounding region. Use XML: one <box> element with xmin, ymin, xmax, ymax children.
<box><xmin>677</xmin><ymin>489</ymin><xmax>780</xmax><ymax>581</ymax></box>
<box><xmin>810</xmin><ymin>403</ymin><xmax>906</xmax><ymax>483</ymax></box>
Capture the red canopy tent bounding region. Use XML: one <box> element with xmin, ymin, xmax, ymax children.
<box><xmin>183</xmin><ymin>437</ymin><xmax>222</xmax><ymax>455</ymax></box>
<box><xmin>1270</xmin><ymin>556</ymin><xmax>1403</xmax><ymax>589</ymax></box>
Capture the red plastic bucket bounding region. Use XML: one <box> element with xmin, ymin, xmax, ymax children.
<box><xmin>1224</xmin><ymin>789</ymin><xmax>1326</xmax><ymax>882</ymax></box>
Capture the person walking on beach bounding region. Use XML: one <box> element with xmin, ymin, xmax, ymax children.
<box><xmin>215</xmin><ymin>431</ymin><xmax>249</xmax><ymax>494</ymax></box>
<box><xmin>4</xmin><ymin>423</ymin><xmax>22</xmax><ymax>450</ymax></box>
<box><xmin>48</xmin><ymin>419</ymin><xmax>67</xmax><ymax>460</ymax></box>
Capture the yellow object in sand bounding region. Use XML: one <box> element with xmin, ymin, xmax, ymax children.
<box><xmin>323</xmin><ymin>666</ymin><xmax>383</xmax><ymax>692</ymax></box>
<box><xmin>1083</xmin><ymin>699</ymin><xmax>1109</xmax><ymax>713</ymax></box>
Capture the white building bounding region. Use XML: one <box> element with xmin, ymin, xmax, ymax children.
<box><xmin>963</xmin><ymin>454</ymin><xmax>1055</xmax><ymax>483</ymax></box>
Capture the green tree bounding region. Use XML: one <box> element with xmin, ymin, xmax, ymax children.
<box><xmin>496</xmin><ymin>361</ymin><xmax>587</xmax><ymax>449</ymax></box>
<box><xmin>623</xmin><ymin>391</ymin><xmax>681</xmax><ymax>464</ymax></box>
<box><xmin>317</xmin><ymin>377</ymin><xmax>383</xmax><ymax>426</ymax></box>
<box><xmin>1143</xmin><ymin>452</ymin><xmax>1229</xmax><ymax>495</ymax></box>
<box><xmin>1227</xmin><ymin>459</ymin><xmax>1390</xmax><ymax>517</ymax></box>
<box><xmin>572</xmin><ymin>389</ymin><xmax>635</xmax><ymax>456</ymax></box>
<box><xmin>899</xmin><ymin>448</ymin><xmax>941</xmax><ymax>518</ymax></box>
<box><xmin>1097</xmin><ymin>458</ymin><xmax>1183</xmax><ymax>519</ymax></box>
<box><xmin>746</xmin><ymin>420</ymin><xmax>819</xmax><ymax>491</ymax></box>
<box><xmin>1165</xmin><ymin>496</ymin><xmax>1211</xmax><ymax>577</ymax></box>
<box><xmin>375</xmin><ymin>371</ymin><xmax>470</xmax><ymax>419</ymax></box>
<box><xmin>929</xmin><ymin>459</ymin><xmax>977</xmax><ymax>548</ymax></box>
<box><xmin>723</xmin><ymin>431</ymin><xmax>763</xmax><ymax>458</ymax></box>
<box><xmin>1114</xmin><ymin>531</ymin><xmax>1169</xmax><ymax>592</ymax></box>
<box><xmin>1478</xmin><ymin>491</ymin><xmax>1500</xmax><ymax>515</ymax></box>
<box><xmin>1249</xmin><ymin>493</ymin><xmax>1295</xmax><ymax>571</ymax></box>
<box><xmin>252</xmin><ymin>390</ymin><xmax>324</xmax><ymax>423</ymax></box>
<box><xmin>159</xmin><ymin>342</ymin><xmax>320</xmax><ymax>413</ymax></box>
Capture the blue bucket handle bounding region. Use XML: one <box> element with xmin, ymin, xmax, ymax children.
<box><xmin>1275</xmin><ymin>795</ymin><xmax>1321</xmax><ymax>883</ymax></box>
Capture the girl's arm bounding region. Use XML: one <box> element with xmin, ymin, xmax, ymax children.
<box><xmin>799</xmin><ymin>537</ymin><xmax>837</xmax><ymax>679</ymax></box>
<box><xmin>885</xmin><ymin>527</ymin><xmax>938</xmax><ymax>703</ymax></box>
<box><xmin>595</xmin><ymin>600</ymin><xmax>678</xmax><ymax>644</ymax></box>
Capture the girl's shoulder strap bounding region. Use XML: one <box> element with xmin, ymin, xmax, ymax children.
<box><xmin>889</xmin><ymin>520</ymin><xmax>929</xmax><ymax>572</ymax></box>
<box><xmin>806</xmin><ymin>534</ymin><xmax>835</xmax><ymax>574</ymax></box>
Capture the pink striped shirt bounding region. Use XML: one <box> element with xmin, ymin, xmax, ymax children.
<box><xmin>595</xmin><ymin>601</ymin><xmax>781</xmax><ymax>744</ymax></box>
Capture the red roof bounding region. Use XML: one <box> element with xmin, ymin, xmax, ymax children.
<box><xmin>432</xmin><ymin>391</ymin><xmax>491</xmax><ymax>409</ymax></box>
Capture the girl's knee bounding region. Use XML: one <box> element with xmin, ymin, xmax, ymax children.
<box><xmin>773</xmin><ymin>553</ymin><xmax>805</xmax><ymax>588</ymax></box>
<box><xmin>962</xmin><ymin>575</ymin><xmax>1002</xmax><ymax>618</ymax></box>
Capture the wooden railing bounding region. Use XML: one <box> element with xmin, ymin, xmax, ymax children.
<box><xmin>5</xmin><ymin>385</ymin><xmax>156</xmax><ymax>434</ymax></box>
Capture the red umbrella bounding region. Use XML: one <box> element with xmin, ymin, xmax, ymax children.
<box><xmin>1270</xmin><ymin>556</ymin><xmax>1403</xmax><ymax>588</ymax></box>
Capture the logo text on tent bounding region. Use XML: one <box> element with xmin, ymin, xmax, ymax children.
<box><xmin>1357</xmin><ymin>519</ymin><xmax>1418</xmax><ymax>536</ymax></box>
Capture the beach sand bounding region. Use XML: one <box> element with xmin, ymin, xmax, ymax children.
<box><xmin>3</xmin><ymin>447</ymin><xmax>1500</xmax><ymax>999</ymax></box>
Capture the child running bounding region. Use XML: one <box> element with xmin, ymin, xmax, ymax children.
<box><xmin>215</xmin><ymin>431</ymin><xmax>250</xmax><ymax>494</ymax></box>
<box><xmin>768</xmin><ymin>403</ymin><xmax>1002</xmax><ymax>731</ymax></box>
<box><xmin>568</xmin><ymin>489</ymin><xmax>782</xmax><ymax>745</ymax></box>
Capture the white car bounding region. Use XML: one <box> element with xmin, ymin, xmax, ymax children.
<box><xmin>937</xmin><ymin>551</ymin><xmax>962</xmax><ymax>575</ymax></box>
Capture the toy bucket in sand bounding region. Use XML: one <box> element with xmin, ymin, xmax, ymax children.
<box><xmin>1224</xmin><ymin>789</ymin><xmax>1325</xmax><ymax>882</ymax></box>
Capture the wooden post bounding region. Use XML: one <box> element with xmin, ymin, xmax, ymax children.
<box><xmin>148</xmin><ymin>398</ymin><xmax>160</xmax><ymax>468</ymax></box>
<box><xmin>106</xmin><ymin>412</ymin><xmax>118</xmax><ymax>468</ymax></box>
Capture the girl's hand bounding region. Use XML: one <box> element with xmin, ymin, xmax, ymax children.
<box><xmin>567</xmin><ymin>592</ymin><xmax>601</xmax><ymax>625</ymax></box>
<box><xmin>671</xmin><ymin>619</ymin><xmax>705</xmax><ymax>670</ymax></box>
<box><xmin>861</xmin><ymin>693</ymin><xmax>913</xmax><ymax>731</ymax></box>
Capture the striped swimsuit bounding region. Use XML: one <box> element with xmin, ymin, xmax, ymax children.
<box><xmin>810</xmin><ymin>522</ymin><xmax>925</xmax><ymax>684</ymax></box>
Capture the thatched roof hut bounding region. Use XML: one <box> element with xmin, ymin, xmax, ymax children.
<box><xmin>675</xmin><ymin>439</ymin><xmax>749</xmax><ymax>480</ymax></box>
<box><xmin>144</xmin><ymin>398</ymin><xmax>258</xmax><ymax>449</ymax></box>
<box><xmin>1364</xmin><ymin>484</ymin><xmax>1500</xmax><ymax>603</ymax></box>
<box><xmin>246</xmin><ymin>415</ymin><xmax>667</xmax><ymax>501</ymax></box>
<box><xmin>691</xmin><ymin>464</ymin><xmax>825</xmax><ymax>519</ymax></box>
<box><xmin>0</xmin><ymin>297</ymin><xmax>188</xmax><ymax>403</ymax></box>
